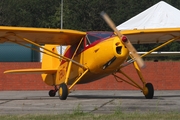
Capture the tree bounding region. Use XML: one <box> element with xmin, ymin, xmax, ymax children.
<box><xmin>0</xmin><ymin>0</ymin><xmax>60</xmax><ymax>27</ymax></box>
<box><xmin>1</xmin><ymin>0</ymin><xmax>180</xmax><ymax>59</ymax></box>
<box><xmin>63</xmin><ymin>0</ymin><xmax>119</xmax><ymax>31</ymax></box>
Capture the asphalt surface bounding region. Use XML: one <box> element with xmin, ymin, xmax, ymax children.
<box><xmin>0</xmin><ymin>90</ymin><xmax>180</xmax><ymax>115</ymax></box>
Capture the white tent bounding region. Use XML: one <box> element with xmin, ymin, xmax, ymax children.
<box><xmin>116</xmin><ymin>1</ymin><xmax>180</xmax><ymax>30</ymax></box>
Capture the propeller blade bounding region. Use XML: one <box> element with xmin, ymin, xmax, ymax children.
<box><xmin>100</xmin><ymin>11</ymin><xmax>145</xmax><ymax>68</ymax></box>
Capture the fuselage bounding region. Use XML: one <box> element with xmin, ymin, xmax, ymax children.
<box><xmin>60</xmin><ymin>31</ymin><xmax>129</xmax><ymax>84</ymax></box>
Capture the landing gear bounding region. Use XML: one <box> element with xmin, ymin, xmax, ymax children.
<box><xmin>48</xmin><ymin>90</ymin><xmax>56</xmax><ymax>97</ymax></box>
<box><xmin>58</xmin><ymin>83</ymin><xmax>69</xmax><ymax>100</ymax></box>
<box><xmin>114</xmin><ymin>66</ymin><xmax>155</xmax><ymax>99</ymax></box>
<box><xmin>48</xmin><ymin>83</ymin><xmax>69</xmax><ymax>100</ymax></box>
<box><xmin>48</xmin><ymin>86</ymin><xmax>58</xmax><ymax>97</ymax></box>
<box><xmin>143</xmin><ymin>83</ymin><xmax>154</xmax><ymax>99</ymax></box>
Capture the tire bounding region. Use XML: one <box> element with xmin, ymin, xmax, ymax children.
<box><xmin>58</xmin><ymin>83</ymin><xmax>68</xmax><ymax>100</ymax></box>
<box><xmin>145</xmin><ymin>83</ymin><xmax>154</xmax><ymax>99</ymax></box>
<box><xmin>48</xmin><ymin>90</ymin><xmax>56</xmax><ymax>97</ymax></box>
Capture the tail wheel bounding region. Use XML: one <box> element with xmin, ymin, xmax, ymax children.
<box><xmin>58</xmin><ymin>83</ymin><xmax>68</xmax><ymax>100</ymax></box>
<box><xmin>48</xmin><ymin>90</ymin><xmax>56</xmax><ymax>97</ymax></box>
<box><xmin>144</xmin><ymin>83</ymin><xmax>154</xmax><ymax>99</ymax></box>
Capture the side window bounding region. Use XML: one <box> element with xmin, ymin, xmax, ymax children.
<box><xmin>86</xmin><ymin>34</ymin><xmax>99</xmax><ymax>44</ymax></box>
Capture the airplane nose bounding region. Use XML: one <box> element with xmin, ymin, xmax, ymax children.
<box><xmin>113</xmin><ymin>37</ymin><xmax>128</xmax><ymax>58</ymax></box>
<box><xmin>116</xmin><ymin>46</ymin><xmax>122</xmax><ymax>54</ymax></box>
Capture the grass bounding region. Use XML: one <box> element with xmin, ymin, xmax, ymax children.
<box><xmin>0</xmin><ymin>111</ymin><xmax>180</xmax><ymax>120</ymax></box>
<box><xmin>0</xmin><ymin>101</ymin><xmax>179</xmax><ymax>120</ymax></box>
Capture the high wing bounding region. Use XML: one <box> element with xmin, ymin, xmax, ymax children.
<box><xmin>0</xmin><ymin>26</ymin><xmax>86</xmax><ymax>45</ymax></box>
<box><xmin>121</xmin><ymin>28</ymin><xmax>180</xmax><ymax>44</ymax></box>
<box><xmin>4</xmin><ymin>69</ymin><xmax>57</xmax><ymax>74</ymax></box>
<box><xmin>119</xmin><ymin>28</ymin><xmax>180</xmax><ymax>68</ymax></box>
<box><xmin>0</xmin><ymin>26</ymin><xmax>88</xmax><ymax>73</ymax></box>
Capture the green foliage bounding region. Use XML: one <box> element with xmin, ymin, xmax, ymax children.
<box><xmin>0</xmin><ymin>0</ymin><xmax>180</xmax><ymax>59</ymax></box>
<box><xmin>0</xmin><ymin>0</ymin><xmax>60</xmax><ymax>27</ymax></box>
<box><xmin>1</xmin><ymin>112</ymin><xmax>180</xmax><ymax>120</ymax></box>
<box><xmin>0</xmin><ymin>0</ymin><xmax>179</xmax><ymax>30</ymax></box>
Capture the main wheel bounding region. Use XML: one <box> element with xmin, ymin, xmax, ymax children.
<box><xmin>58</xmin><ymin>83</ymin><xmax>68</xmax><ymax>100</ymax></box>
<box><xmin>48</xmin><ymin>90</ymin><xmax>56</xmax><ymax>97</ymax></box>
<box><xmin>144</xmin><ymin>83</ymin><xmax>154</xmax><ymax>99</ymax></box>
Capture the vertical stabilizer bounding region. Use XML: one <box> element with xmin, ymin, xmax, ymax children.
<box><xmin>42</xmin><ymin>44</ymin><xmax>60</xmax><ymax>69</ymax></box>
<box><xmin>41</xmin><ymin>44</ymin><xmax>60</xmax><ymax>86</ymax></box>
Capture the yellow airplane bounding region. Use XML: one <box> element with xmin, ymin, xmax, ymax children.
<box><xmin>1</xmin><ymin>12</ymin><xmax>180</xmax><ymax>100</ymax></box>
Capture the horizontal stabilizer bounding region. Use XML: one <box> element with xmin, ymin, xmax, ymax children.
<box><xmin>4</xmin><ymin>69</ymin><xmax>57</xmax><ymax>74</ymax></box>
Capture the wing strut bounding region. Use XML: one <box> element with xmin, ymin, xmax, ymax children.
<box><xmin>120</xmin><ymin>36</ymin><xmax>180</xmax><ymax>68</ymax></box>
<box><xmin>4</xmin><ymin>33</ymin><xmax>87</xmax><ymax>69</ymax></box>
<box><xmin>64</xmin><ymin>38</ymin><xmax>85</xmax><ymax>84</ymax></box>
<box><xmin>140</xmin><ymin>36</ymin><xmax>180</xmax><ymax>58</ymax></box>
<box><xmin>3</xmin><ymin>37</ymin><xmax>61</xmax><ymax>60</ymax></box>
<box><xmin>69</xmin><ymin>69</ymin><xmax>89</xmax><ymax>90</ymax></box>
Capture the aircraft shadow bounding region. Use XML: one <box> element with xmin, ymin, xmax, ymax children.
<box><xmin>155</xmin><ymin>95</ymin><xmax>180</xmax><ymax>98</ymax></box>
<box><xmin>0</xmin><ymin>96</ymin><xmax>58</xmax><ymax>103</ymax></box>
<box><xmin>69</xmin><ymin>95</ymin><xmax>150</xmax><ymax>99</ymax></box>
<box><xmin>69</xmin><ymin>94</ymin><xmax>180</xmax><ymax>99</ymax></box>
<box><xmin>0</xmin><ymin>95</ymin><xmax>180</xmax><ymax>103</ymax></box>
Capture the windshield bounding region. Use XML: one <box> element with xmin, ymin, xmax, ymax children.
<box><xmin>86</xmin><ymin>32</ymin><xmax>114</xmax><ymax>44</ymax></box>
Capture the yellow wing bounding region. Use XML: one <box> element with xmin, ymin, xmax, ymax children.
<box><xmin>0</xmin><ymin>26</ymin><xmax>86</xmax><ymax>45</ymax></box>
<box><xmin>121</xmin><ymin>28</ymin><xmax>180</xmax><ymax>44</ymax></box>
<box><xmin>4</xmin><ymin>69</ymin><xmax>57</xmax><ymax>74</ymax></box>
<box><xmin>0</xmin><ymin>26</ymin><xmax>87</xmax><ymax>74</ymax></box>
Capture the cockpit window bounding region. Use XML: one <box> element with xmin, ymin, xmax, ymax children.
<box><xmin>86</xmin><ymin>34</ymin><xmax>99</xmax><ymax>44</ymax></box>
<box><xmin>86</xmin><ymin>32</ymin><xmax>114</xmax><ymax>44</ymax></box>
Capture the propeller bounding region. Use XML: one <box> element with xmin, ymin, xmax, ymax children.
<box><xmin>100</xmin><ymin>11</ymin><xmax>145</xmax><ymax>68</ymax></box>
